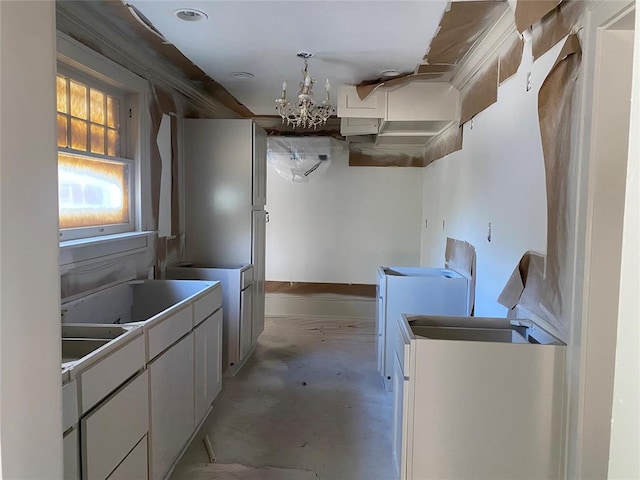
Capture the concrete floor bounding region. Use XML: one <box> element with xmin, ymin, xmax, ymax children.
<box><xmin>171</xmin><ymin>315</ymin><xmax>394</xmax><ymax>480</ymax></box>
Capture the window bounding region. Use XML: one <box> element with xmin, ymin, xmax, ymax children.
<box><xmin>57</xmin><ymin>71</ymin><xmax>135</xmax><ymax>240</ymax></box>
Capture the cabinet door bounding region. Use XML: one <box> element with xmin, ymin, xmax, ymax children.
<box><xmin>240</xmin><ymin>285</ymin><xmax>253</xmax><ymax>361</ymax></box>
<box><xmin>107</xmin><ymin>436</ymin><xmax>148</xmax><ymax>480</ymax></box>
<box><xmin>251</xmin><ymin>210</ymin><xmax>266</xmax><ymax>344</ymax></box>
<box><xmin>376</xmin><ymin>277</ymin><xmax>386</xmax><ymax>376</ymax></box>
<box><xmin>194</xmin><ymin>310</ymin><xmax>223</xmax><ymax>425</ymax></box>
<box><xmin>149</xmin><ymin>334</ymin><xmax>195</xmax><ymax>480</ymax></box>
<box><xmin>252</xmin><ymin>123</ymin><xmax>267</xmax><ymax>207</ymax></box>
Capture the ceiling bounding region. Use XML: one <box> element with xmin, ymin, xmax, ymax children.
<box><xmin>127</xmin><ymin>1</ymin><xmax>450</xmax><ymax>117</ymax></box>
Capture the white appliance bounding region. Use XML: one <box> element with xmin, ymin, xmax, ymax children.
<box><xmin>176</xmin><ymin>119</ymin><xmax>267</xmax><ymax>372</ymax></box>
<box><xmin>376</xmin><ymin>266</ymin><xmax>469</xmax><ymax>391</ymax></box>
<box><xmin>393</xmin><ymin>314</ymin><xmax>565</xmax><ymax>480</ymax></box>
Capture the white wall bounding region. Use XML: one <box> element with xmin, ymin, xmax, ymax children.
<box><xmin>0</xmin><ymin>1</ymin><xmax>63</xmax><ymax>477</ymax></box>
<box><xmin>420</xmin><ymin>39</ymin><xmax>564</xmax><ymax>317</ymax></box>
<box><xmin>266</xmin><ymin>149</ymin><xmax>423</xmax><ymax>285</ymax></box>
<box><xmin>608</xmin><ymin>6</ymin><xmax>640</xmax><ymax>478</ymax></box>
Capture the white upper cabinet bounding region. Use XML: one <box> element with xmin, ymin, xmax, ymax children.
<box><xmin>337</xmin><ymin>85</ymin><xmax>386</xmax><ymax>118</ymax></box>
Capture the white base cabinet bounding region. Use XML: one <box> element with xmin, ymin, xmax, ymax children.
<box><xmin>395</xmin><ymin>314</ymin><xmax>565</xmax><ymax>480</ymax></box>
<box><xmin>107</xmin><ymin>437</ymin><xmax>148</xmax><ymax>480</ymax></box>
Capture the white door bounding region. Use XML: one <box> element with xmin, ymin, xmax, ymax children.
<box><xmin>252</xmin><ymin>124</ymin><xmax>267</xmax><ymax>207</ymax></box>
<box><xmin>194</xmin><ymin>310</ymin><xmax>223</xmax><ymax>425</ymax></box>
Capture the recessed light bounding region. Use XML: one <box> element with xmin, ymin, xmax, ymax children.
<box><xmin>229</xmin><ymin>72</ymin><xmax>255</xmax><ymax>79</ymax></box>
<box><xmin>381</xmin><ymin>69</ymin><xmax>402</xmax><ymax>78</ymax></box>
<box><xmin>173</xmin><ymin>8</ymin><xmax>208</xmax><ymax>21</ymax></box>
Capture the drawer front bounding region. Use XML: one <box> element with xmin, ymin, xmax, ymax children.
<box><xmin>63</xmin><ymin>428</ymin><xmax>80</xmax><ymax>480</ymax></box>
<box><xmin>241</xmin><ymin>266</ymin><xmax>254</xmax><ymax>289</ymax></box>
<box><xmin>79</xmin><ymin>335</ymin><xmax>145</xmax><ymax>413</ymax></box>
<box><xmin>194</xmin><ymin>286</ymin><xmax>222</xmax><ymax>327</ymax></box>
<box><xmin>83</xmin><ymin>370</ymin><xmax>148</xmax><ymax>480</ymax></box>
<box><xmin>106</xmin><ymin>436</ymin><xmax>148</xmax><ymax>480</ymax></box>
<box><xmin>62</xmin><ymin>379</ymin><xmax>78</xmax><ymax>432</ymax></box>
<box><xmin>147</xmin><ymin>305</ymin><xmax>193</xmax><ymax>361</ymax></box>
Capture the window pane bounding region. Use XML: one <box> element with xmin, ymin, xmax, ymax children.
<box><xmin>107</xmin><ymin>129</ymin><xmax>120</xmax><ymax>157</ymax></box>
<box><xmin>57</xmin><ymin>76</ymin><xmax>68</xmax><ymax>114</ymax></box>
<box><xmin>57</xmin><ymin>114</ymin><xmax>68</xmax><ymax>148</ymax></box>
<box><xmin>90</xmin><ymin>88</ymin><xmax>105</xmax><ymax>124</ymax></box>
<box><xmin>107</xmin><ymin>96</ymin><xmax>120</xmax><ymax>129</ymax></box>
<box><xmin>58</xmin><ymin>153</ymin><xmax>130</xmax><ymax>229</ymax></box>
<box><xmin>70</xmin><ymin>119</ymin><xmax>87</xmax><ymax>151</ymax></box>
<box><xmin>90</xmin><ymin>124</ymin><xmax>105</xmax><ymax>155</ymax></box>
<box><xmin>70</xmin><ymin>81</ymin><xmax>87</xmax><ymax>119</ymax></box>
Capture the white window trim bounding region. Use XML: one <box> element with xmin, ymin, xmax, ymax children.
<box><xmin>57</xmin><ymin>32</ymin><xmax>153</xmax><ymax>262</ymax></box>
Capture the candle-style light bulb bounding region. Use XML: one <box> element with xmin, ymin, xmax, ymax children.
<box><xmin>325</xmin><ymin>78</ymin><xmax>330</xmax><ymax>92</ymax></box>
<box><xmin>304</xmin><ymin>74</ymin><xmax>311</xmax><ymax>87</ymax></box>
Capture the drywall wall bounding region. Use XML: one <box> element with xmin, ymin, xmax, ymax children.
<box><xmin>420</xmin><ymin>39</ymin><xmax>565</xmax><ymax>317</ymax></box>
<box><xmin>266</xmin><ymin>148</ymin><xmax>423</xmax><ymax>284</ymax></box>
<box><xmin>0</xmin><ymin>1</ymin><xmax>63</xmax><ymax>477</ymax></box>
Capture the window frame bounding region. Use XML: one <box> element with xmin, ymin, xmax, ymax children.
<box><xmin>57</xmin><ymin>32</ymin><xmax>151</xmax><ymax>242</ymax></box>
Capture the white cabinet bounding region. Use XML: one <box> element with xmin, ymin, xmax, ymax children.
<box><xmin>394</xmin><ymin>314</ymin><xmax>565</xmax><ymax>480</ymax></box>
<box><xmin>168</xmin><ymin>264</ymin><xmax>258</xmax><ymax>375</ymax></box>
<box><xmin>340</xmin><ymin>117</ymin><xmax>380</xmax><ymax>136</ymax></box>
<box><xmin>82</xmin><ymin>370</ymin><xmax>148</xmax><ymax>480</ymax></box>
<box><xmin>377</xmin><ymin>266</ymin><xmax>469</xmax><ymax>391</ymax></box>
<box><xmin>149</xmin><ymin>333</ymin><xmax>195</xmax><ymax>480</ymax></box>
<box><xmin>194</xmin><ymin>309</ymin><xmax>223</xmax><ymax>426</ymax></box>
<box><xmin>337</xmin><ymin>85</ymin><xmax>386</xmax><ymax>118</ymax></box>
<box><xmin>252</xmin><ymin>123</ymin><xmax>267</xmax><ymax>207</ymax></box>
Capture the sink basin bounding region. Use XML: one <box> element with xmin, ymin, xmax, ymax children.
<box><xmin>62</xmin><ymin>338</ymin><xmax>110</xmax><ymax>364</ymax></box>
<box><xmin>62</xmin><ymin>324</ymin><xmax>132</xmax><ymax>340</ymax></box>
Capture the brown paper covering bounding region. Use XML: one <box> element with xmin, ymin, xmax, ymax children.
<box><xmin>445</xmin><ymin>237</ymin><xmax>476</xmax><ymax>315</ymax></box>
<box><xmin>499</xmin><ymin>29</ymin><xmax>525</xmax><ymax>84</ymax></box>
<box><xmin>426</xmin><ymin>1</ymin><xmax>510</xmax><ymax>66</ymax></box>
<box><xmin>355</xmin><ymin>73</ymin><xmax>432</xmax><ymax>101</ymax></box>
<box><xmin>460</xmin><ymin>58</ymin><xmax>499</xmax><ymax>125</ymax></box>
<box><xmin>416</xmin><ymin>64</ymin><xmax>456</xmax><ymax>74</ymax></box>
<box><xmin>497</xmin><ymin>252</ymin><xmax>547</xmax><ymax>321</ymax></box>
<box><xmin>537</xmin><ymin>33</ymin><xmax>581</xmax><ymax>323</ymax></box>
<box><xmin>532</xmin><ymin>1</ymin><xmax>584</xmax><ymax>60</ymax></box>
<box><xmin>423</xmin><ymin>125</ymin><xmax>463</xmax><ymax>166</ymax></box>
<box><xmin>513</xmin><ymin>0</ymin><xmax>561</xmax><ymax>33</ymax></box>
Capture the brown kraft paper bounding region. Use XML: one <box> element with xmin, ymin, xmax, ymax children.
<box><xmin>423</xmin><ymin>124</ymin><xmax>464</xmax><ymax>166</ymax></box>
<box><xmin>513</xmin><ymin>0</ymin><xmax>561</xmax><ymax>33</ymax></box>
<box><xmin>499</xmin><ymin>29</ymin><xmax>525</xmax><ymax>84</ymax></box>
<box><xmin>537</xmin><ymin>33</ymin><xmax>582</xmax><ymax>325</ymax></box>
<box><xmin>532</xmin><ymin>0</ymin><xmax>585</xmax><ymax>60</ymax></box>
<box><xmin>460</xmin><ymin>57</ymin><xmax>499</xmax><ymax>125</ymax></box>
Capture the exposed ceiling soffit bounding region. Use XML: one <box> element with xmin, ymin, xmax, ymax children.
<box><xmin>56</xmin><ymin>1</ymin><xmax>251</xmax><ymax>119</ymax></box>
<box><xmin>253</xmin><ymin>116</ymin><xmax>342</xmax><ymax>137</ymax></box>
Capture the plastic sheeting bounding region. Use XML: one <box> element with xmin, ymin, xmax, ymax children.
<box><xmin>266</xmin><ymin>136</ymin><xmax>347</xmax><ymax>182</ymax></box>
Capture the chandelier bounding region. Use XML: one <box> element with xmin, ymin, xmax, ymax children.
<box><xmin>275</xmin><ymin>53</ymin><xmax>335</xmax><ymax>129</ymax></box>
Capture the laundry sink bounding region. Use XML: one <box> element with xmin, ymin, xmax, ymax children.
<box><xmin>62</xmin><ymin>338</ymin><xmax>110</xmax><ymax>364</ymax></box>
<box><xmin>62</xmin><ymin>324</ymin><xmax>132</xmax><ymax>341</ymax></box>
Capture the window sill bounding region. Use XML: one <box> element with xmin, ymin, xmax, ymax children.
<box><xmin>60</xmin><ymin>231</ymin><xmax>155</xmax><ymax>270</ymax></box>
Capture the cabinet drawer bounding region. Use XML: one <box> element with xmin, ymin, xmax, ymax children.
<box><xmin>194</xmin><ymin>286</ymin><xmax>222</xmax><ymax>327</ymax></box>
<box><xmin>79</xmin><ymin>335</ymin><xmax>145</xmax><ymax>414</ymax></box>
<box><xmin>241</xmin><ymin>266</ymin><xmax>253</xmax><ymax>289</ymax></box>
<box><xmin>63</xmin><ymin>428</ymin><xmax>79</xmax><ymax>480</ymax></box>
<box><xmin>147</xmin><ymin>305</ymin><xmax>193</xmax><ymax>361</ymax></box>
<box><xmin>83</xmin><ymin>370</ymin><xmax>148</xmax><ymax>480</ymax></box>
<box><xmin>106</xmin><ymin>436</ymin><xmax>148</xmax><ymax>480</ymax></box>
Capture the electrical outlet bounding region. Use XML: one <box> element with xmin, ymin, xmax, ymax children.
<box><xmin>487</xmin><ymin>222</ymin><xmax>492</xmax><ymax>242</ymax></box>
<box><xmin>425</xmin><ymin>218</ymin><xmax>428</xmax><ymax>229</ymax></box>
<box><xmin>442</xmin><ymin>219</ymin><xmax>446</xmax><ymax>230</ymax></box>
<box><xmin>526</xmin><ymin>72</ymin><xmax>532</xmax><ymax>92</ymax></box>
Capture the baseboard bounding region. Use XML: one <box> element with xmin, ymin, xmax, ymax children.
<box><xmin>265</xmin><ymin>292</ymin><xmax>376</xmax><ymax>319</ymax></box>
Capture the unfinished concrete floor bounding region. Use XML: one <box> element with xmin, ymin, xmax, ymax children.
<box><xmin>171</xmin><ymin>315</ymin><xmax>394</xmax><ymax>480</ymax></box>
